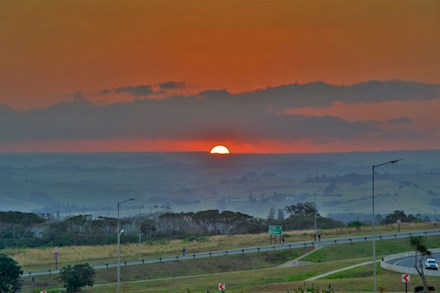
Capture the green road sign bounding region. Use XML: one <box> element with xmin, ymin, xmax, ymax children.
<box><xmin>268</xmin><ymin>225</ymin><xmax>283</xmax><ymax>235</ymax></box>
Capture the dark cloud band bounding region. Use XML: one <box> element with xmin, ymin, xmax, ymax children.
<box><xmin>0</xmin><ymin>80</ymin><xmax>438</xmax><ymax>142</ymax></box>
<box><xmin>115</xmin><ymin>85</ymin><xmax>154</xmax><ymax>96</ymax></box>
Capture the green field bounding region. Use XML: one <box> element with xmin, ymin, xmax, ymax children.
<box><xmin>11</xmin><ymin>223</ymin><xmax>440</xmax><ymax>292</ymax></box>
<box><xmin>21</xmin><ymin>253</ymin><xmax>440</xmax><ymax>292</ymax></box>
<box><xmin>302</xmin><ymin>234</ymin><xmax>440</xmax><ymax>262</ymax></box>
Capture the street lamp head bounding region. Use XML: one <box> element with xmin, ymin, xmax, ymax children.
<box><xmin>120</xmin><ymin>229</ymin><xmax>124</xmax><ymax>235</ymax></box>
<box><xmin>373</xmin><ymin>158</ymin><xmax>403</xmax><ymax>168</ymax></box>
<box><xmin>119</xmin><ymin>197</ymin><xmax>136</xmax><ymax>206</ymax></box>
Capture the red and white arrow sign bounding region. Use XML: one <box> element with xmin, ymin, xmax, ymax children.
<box><xmin>402</xmin><ymin>274</ymin><xmax>410</xmax><ymax>282</ymax></box>
<box><xmin>218</xmin><ymin>282</ymin><xmax>225</xmax><ymax>291</ymax></box>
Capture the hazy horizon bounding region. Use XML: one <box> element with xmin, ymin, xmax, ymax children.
<box><xmin>1</xmin><ymin>150</ymin><xmax>439</xmax><ymax>222</ymax></box>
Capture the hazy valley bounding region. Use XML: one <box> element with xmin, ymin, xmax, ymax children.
<box><xmin>1</xmin><ymin>150</ymin><xmax>439</xmax><ymax>222</ymax></box>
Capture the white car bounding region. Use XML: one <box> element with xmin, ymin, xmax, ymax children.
<box><xmin>425</xmin><ymin>258</ymin><xmax>439</xmax><ymax>270</ymax></box>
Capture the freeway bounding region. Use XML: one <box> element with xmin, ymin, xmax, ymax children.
<box><xmin>23</xmin><ymin>229</ymin><xmax>440</xmax><ymax>278</ymax></box>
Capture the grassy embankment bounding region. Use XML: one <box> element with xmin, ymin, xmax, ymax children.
<box><xmin>21</xmin><ymin>240</ymin><xmax>440</xmax><ymax>292</ymax></box>
<box><xmin>12</xmin><ymin>222</ymin><xmax>440</xmax><ymax>292</ymax></box>
<box><xmin>6</xmin><ymin>222</ymin><xmax>438</xmax><ymax>272</ymax></box>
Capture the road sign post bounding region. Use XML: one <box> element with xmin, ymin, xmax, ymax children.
<box><xmin>54</xmin><ymin>246</ymin><xmax>58</xmax><ymax>269</ymax></box>
<box><xmin>268</xmin><ymin>225</ymin><xmax>283</xmax><ymax>244</ymax></box>
<box><xmin>268</xmin><ymin>225</ymin><xmax>282</xmax><ymax>235</ymax></box>
<box><xmin>402</xmin><ymin>273</ymin><xmax>410</xmax><ymax>293</ymax></box>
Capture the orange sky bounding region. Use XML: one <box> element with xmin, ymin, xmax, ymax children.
<box><xmin>0</xmin><ymin>1</ymin><xmax>439</xmax><ymax>153</ymax></box>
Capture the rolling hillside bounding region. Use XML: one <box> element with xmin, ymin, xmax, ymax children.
<box><xmin>1</xmin><ymin>150</ymin><xmax>439</xmax><ymax>220</ymax></box>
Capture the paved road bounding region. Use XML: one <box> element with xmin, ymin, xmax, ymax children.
<box><xmin>24</xmin><ymin>229</ymin><xmax>440</xmax><ymax>278</ymax></box>
<box><xmin>385</xmin><ymin>252</ymin><xmax>440</xmax><ymax>272</ymax></box>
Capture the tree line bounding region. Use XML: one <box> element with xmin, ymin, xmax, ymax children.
<box><xmin>0</xmin><ymin>210</ymin><xmax>266</xmax><ymax>248</ymax></box>
<box><xmin>0</xmin><ymin>205</ymin><xmax>428</xmax><ymax>249</ymax></box>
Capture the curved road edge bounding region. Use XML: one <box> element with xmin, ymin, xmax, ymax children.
<box><xmin>381</xmin><ymin>248</ymin><xmax>440</xmax><ymax>276</ymax></box>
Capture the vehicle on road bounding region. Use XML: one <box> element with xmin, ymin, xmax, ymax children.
<box><xmin>425</xmin><ymin>258</ymin><xmax>439</xmax><ymax>270</ymax></box>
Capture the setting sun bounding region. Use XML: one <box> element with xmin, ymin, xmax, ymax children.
<box><xmin>210</xmin><ymin>145</ymin><xmax>230</xmax><ymax>155</ymax></box>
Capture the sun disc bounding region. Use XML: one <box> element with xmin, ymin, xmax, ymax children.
<box><xmin>210</xmin><ymin>145</ymin><xmax>230</xmax><ymax>155</ymax></box>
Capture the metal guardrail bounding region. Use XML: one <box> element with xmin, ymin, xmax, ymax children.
<box><xmin>24</xmin><ymin>229</ymin><xmax>440</xmax><ymax>277</ymax></box>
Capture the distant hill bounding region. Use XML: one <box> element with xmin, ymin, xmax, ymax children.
<box><xmin>0</xmin><ymin>150</ymin><xmax>439</xmax><ymax>220</ymax></box>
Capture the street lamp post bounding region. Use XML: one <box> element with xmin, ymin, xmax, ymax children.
<box><xmin>372</xmin><ymin>159</ymin><xmax>402</xmax><ymax>293</ymax></box>
<box><xmin>138</xmin><ymin>205</ymin><xmax>144</xmax><ymax>260</ymax></box>
<box><xmin>117</xmin><ymin>198</ymin><xmax>135</xmax><ymax>293</ymax></box>
<box><xmin>314</xmin><ymin>188</ymin><xmax>321</xmax><ymax>232</ymax></box>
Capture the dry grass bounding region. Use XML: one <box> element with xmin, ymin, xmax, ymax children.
<box><xmin>5</xmin><ymin>221</ymin><xmax>439</xmax><ymax>271</ymax></box>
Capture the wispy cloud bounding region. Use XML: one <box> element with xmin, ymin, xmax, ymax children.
<box><xmin>388</xmin><ymin>117</ymin><xmax>413</xmax><ymax>124</ymax></box>
<box><xmin>99</xmin><ymin>89</ymin><xmax>112</xmax><ymax>95</ymax></box>
<box><xmin>99</xmin><ymin>81</ymin><xmax>187</xmax><ymax>98</ymax></box>
<box><xmin>115</xmin><ymin>85</ymin><xmax>154</xmax><ymax>96</ymax></box>
<box><xmin>158</xmin><ymin>81</ymin><xmax>186</xmax><ymax>90</ymax></box>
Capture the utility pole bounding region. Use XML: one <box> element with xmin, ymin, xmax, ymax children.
<box><xmin>117</xmin><ymin>198</ymin><xmax>136</xmax><ymax>293</ymax></box>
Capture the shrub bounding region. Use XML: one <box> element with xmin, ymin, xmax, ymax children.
<box><xmin>60</xmin><ymin>263</ymin><xmax>95</xmax><ymax>292</ymax></box>
<box><xmin>0</xmin><ymin>254</ymin><xmax>23</xmax><ymax>293</ymax></box>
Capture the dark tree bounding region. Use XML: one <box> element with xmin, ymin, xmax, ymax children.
<box><xmin>139</xmin><ymin>218</ymin><xmax>156</xmax><ymax>238</ymax></box>
<box><xmin>60</xmin><ymin>263</ymin><xmax>95</xmax><ymax>292</ymax></box>
<box><xmin>267</xmin><ymin>207</ymin><xmax>276</xmax><ymax>220</ymax></box>
<box><xmin>0</xmin><ymin>254</ymin><xmax>23</xmax><ymax>292</ymax></box>
<box><xmin>218</xmin><ymin>210</ymin><xmax>253</xmax><ymax>234</ymax></box>
<box><xmin>157</xmin><ymin>212</ymin><xmax>193</xmax><ymax>236</ymax></box>
<box><xmin>192</xmin><ymin>210</ymin><xmax>252</xmax><ymax>234</ymax></box>
<box><xmin>410</xmin><ymin>236</ymin><xmax>431</xmax><ymax>292</ymax></box>
<box><xmin>347</xmin><ymin>220</ymin><xmax>364</xmax><ymax>230</ymax></box>
<box><xmin>284</xmin><ymin>201</ymin><xmax>318</xmax><ymax>217</ymax></box>
<box><xmin>277</xmin><ymin>209</ymin><xmax>285</xmax><ymax>221</ymax></box>
<box><xmin>0</xmin><ymin>211</ymin><xmax>45</xmax><ymax>225</ymax></box>
<box><xmin>382</xmin><ymin>210</ymin><xmax>421</xmax><ymax>224</ymax></box>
